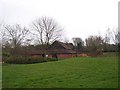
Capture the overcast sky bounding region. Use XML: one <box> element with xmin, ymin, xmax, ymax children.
<box><xmin>0</xmin><ymin>0</ymin><xmax>119</xmax><ymax>41</ymax></box>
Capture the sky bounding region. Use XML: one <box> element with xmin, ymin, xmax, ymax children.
<box><xmin>0</xmin><ymin>0</ymin><xmax>119</xmax><ymax>42</ymax></box>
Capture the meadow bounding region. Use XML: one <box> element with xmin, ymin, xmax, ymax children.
<box><xmin>0</xmin><ymin>63</ymin><xmax>2</xmax><ymax>89</ymax></box>
<box><xmin>2</xmin><ymin>53</ymin><xmax>118</xmax><ymax>88</ymax></box>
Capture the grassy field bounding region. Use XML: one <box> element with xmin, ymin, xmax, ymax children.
<box><xmin>2</xmin><ymin>54</ymin><xmax>118</xmax><ymax>88</ymax></box>
<box><xmin>0</xmin><ymin>63</ymin><xmax>2</xmax><ymax>89</ymax></box>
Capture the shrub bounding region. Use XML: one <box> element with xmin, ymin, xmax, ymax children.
<box><xmin>28</xmin><ymin>56</ymin><xmax>47</xmax><ymax>63</ymax></box>
<box><xmin>46</xmin><ymin>58</ymin><xmax>58</xmax><ymax>62</ymax></box>
<box><xmin>2</xmin><ymin>52</ymin><xmax>11</xmax><ymax>62</ymax></box>
<box><xmin>4</xmin><ymin>55</ymin><xmax>60</xmax><ymax>64</ymax></box>
<box><xmin>5</xmin><ymin>56</ymin><xmax>25</xmax><ymax>64</ymax></box>
<box><xmin>87</xmin><ymin>51</ymin><xmax>103</xmax><ymax>57</ymax></box>
<box><xmin>2</xmin><ymin>52</ymin><xmax>11</xmax><ymax>57</ymax></box>
<box><xmin>4</xmin><ymin>56</ymin><xmax>46</xmax><ymax>64</ymax></box>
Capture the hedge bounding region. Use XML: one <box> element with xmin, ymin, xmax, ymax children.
<box><xmin>4</xmin><ymin>56</ymin><xmax>58</xmax><ymax>64</ymax></box>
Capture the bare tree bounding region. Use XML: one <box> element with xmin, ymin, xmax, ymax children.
<box><xmin>85</xmin><ymin>35</ymin><xmax>103</xmax><ymax>52</ymax></box>
<box><xmin>102</xmin><ymin>28</ymin><xmax>119</xmax><ymax>51</ymax></box>
<box><xmin>72</xmin><ymin>37</ymin><xmax>84</xmax><ymax>46</ymax></box>
<box><xmin>4</xmin><ymin>24</ymin><xmax>29</xmax><ymax>54</ymax></box>
<box><xmin>0</xmin><ymin>23</ymin><xmax>3</xmax><ymax>47</ymax></box>
<box><xmin>103</xmin><ymin>28</ymin><xmax>119</xmax><ymax>44</ymax></box>
<box><xmin>31</xmin><ymin>17</ymin><xmax>63</xmax><ymax>45</ymax></box>
<box><xmin>0</xmin><ymin>22</ymin><xmax>7</xmax><ymax>48</ymax></box>
<box><xmin>110</xmin><ymin>28</ymin><xmax>120</xmax><ymax>45</ymax></box>
<box><xmin>72</xmin><ymin>37</ymin><xmax>84</xmax><ymax>51</ymax></box>
<box><xmin>115</xmin><ymin>31</ymin><xmax>120</xmax><ymax>44</ymax></box>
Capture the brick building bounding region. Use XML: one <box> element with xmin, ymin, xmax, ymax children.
<box><xmin>47</xmin><ymin>41</ymin><xmax>77</xmax><ymax>58</ymax></box>
<box><xmin>29</xmin><ymin>41</ymin><xmax>77</xmax><ymax>59</ymax></box>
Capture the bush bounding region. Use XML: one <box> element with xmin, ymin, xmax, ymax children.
<box><xmin>28</xmin><ymin>56</ymin><xmax>47</xmax><ymax>63</ymax></box>
<box><xmin>87</xmin><ymin>51</ymin><xmax>103</xmax><ymax>57</ymax></box>
<box><xmin>5</xmin><ymin>56</ymin><xmax>25</xmax><ymax>64</ymax></box>
<box><xmin>46</xmin><ymin>58</ymin><xmax>58</xmax><ymax>62</ymax></box>
<box><xmin>4</xmin><ymin>55</ymin><xmax>60</xmax><ymax>64</ymax></box>
<box><xmin>4</xmin><ymin>56</ymin><xmax>46</xmax><ymax>64</ymax></box>
<box><xmin>2</xmin><ymin>52</ymin><xmax>11</xmax><ymax>57</ymax></box>
<box><xmin>102</xmin><ymin>52</ymin><xmax>118</xmax><ymax>57</ymax></box>
<box><xmin>2</xmin><ymin>52</ymin><xmax>11</xmax><ymax>62</ymax></box>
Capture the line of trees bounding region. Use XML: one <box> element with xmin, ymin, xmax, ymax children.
<box><xmin>1</xmin><ymin>16</ymin><xmax>119</xmax><ymax>56</ymax></box>
<box><xmin>0</xmin><ymin>17</ymin><xmax>63</xmax><ymax>55</ymax></box>
<box><xmin>72</xmin><ymin>28</ymin><xmax>119</xmax><ymax>52</ymax></box>
<box><xmin>1</xmin><ymin>17</ymin><xmax>63</xmax><ymax>55</ymax></box>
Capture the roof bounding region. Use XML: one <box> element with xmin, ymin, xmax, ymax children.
<box><xmin>66</xmin><ymin>43</ymin><xmax>74</xmax><ymax>49</ymax></box>
<box><xmin>48</xmin><ymin>41</ymin><xmax>74</xmax><ymax>50</ymax></box>
<box><xmin>28</xmin><ymin>41</ymin><xmax>76</xmax><ymax>55</ymax></box>
<box><xmin>47</xmin><ymin>41</ymin><xmax>76</xmax><ymax>54</ymax></box>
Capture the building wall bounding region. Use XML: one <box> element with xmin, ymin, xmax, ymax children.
<box><xmin>48</xmin><ymin>53</ymin><xmax>77</xmax><ymax>59</ymax></box>
<box><xmin>77</xmin><ymin>53</ymin><xmax>88</xmax><ymax>57</ymax></box>
<box><xmin>47</xmin><ymin>54</ymin><xmax>52</xmax><ymax>58</ymax></box>
<box><xmin>31</xmin><ymin>54</ymin><xmax>43</xmax><ymax>58</ymax></box>
<box><xmin>31</xmin><ymin>53</ymin><xmax>88</xmax><ymax>59</ymax></box>
<box><xmin>58</xmin><ymin>54</ymin><xmax>76</xmax><ymax>58</ymax></box>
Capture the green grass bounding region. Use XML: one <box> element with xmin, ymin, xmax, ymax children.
<box><xmin>0</xmin><ymin>63</ymin><xmax>2</xmax><ymax>89</ymax></box>
<box><xmin>2</xmin><ymin>55</ymin><xmax>118</xmax><ymax>88</ymax></box>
